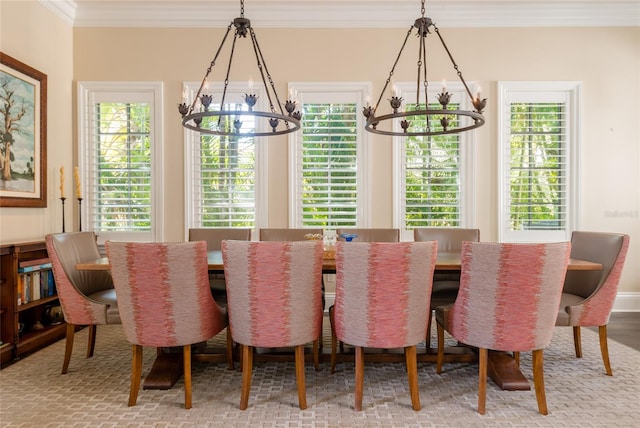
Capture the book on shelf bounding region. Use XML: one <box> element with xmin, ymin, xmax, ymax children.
<box><xmin>18</xmin><ymin>259</ymin><xmax>52</xmax><ymax>273</ymax></box>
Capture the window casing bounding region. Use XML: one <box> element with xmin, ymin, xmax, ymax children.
<box><xmin>498</xmin><ymin>81</ymin><xmax>581</xmax><ymax>242</ymax></box>
<box><xmin>392</xmin><ymin>81</ymin><xmax>476</xmax><ymax>241</ymax></box>
<box><xmin>78</xmin><ymin>82</ymin><xmax>163</xmax><ymax>244</ymax></box>
<box><xmin>184</xmin><ymin>82</ymin><xmax>267</xmax><ymax>237</ymax></box>
<box><xmin>288</xmin><ymin>83</ymin><xmax>370</xmax><ymax>229</ymax></box>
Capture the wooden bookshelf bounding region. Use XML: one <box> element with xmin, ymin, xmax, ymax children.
<box><xmin>0</xmin><ymin>241</ymin><xmax>66</xmax><ymax>367</ymax></box>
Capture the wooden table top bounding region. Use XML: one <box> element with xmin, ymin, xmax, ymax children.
<box><xmin>76</xmin><ymin>250</ymin><xmax>602</xmax><ymax>272</ymax></box>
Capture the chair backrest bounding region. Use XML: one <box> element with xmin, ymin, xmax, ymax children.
<box><xmin>259</xmin><ymin>228</ymin><xmax>322</xmax><ymax>241</ymax></box>
<box><xmin>221</xmin><ymin>240</ymin><xmax>324</xmax><ymax>348</ymax></box>
<box><xmin>563</xmin><ymin>231</ymin><xmax>630</xmax><ymax>325</ymax></box>
<box><xmin>46</xmin><ymin>232</ymin><xmax>115</xmax><ymax>325</ymax></box>
<box><xmin>450</xmin><ymin>241</ymin><xmax>571</xmax><ymax>352</ymax></box>
<box><xmin>333</xmin><ymin>241</ymin><xmax>438</xmax><ymax>348</ymax></box>
<box><xmin>106</xmin><ymin>241</ymin><xmax>226</xmax><ymax>348</ymax></box>
<box><xmin>336</xmin><ymin>228</ymin><xmax>399</xmax><ymax>242</ymax></box>
<box><xmin>188</xmin><ymin>228</ymin><xmax>252</xmax><ymax>250</ymax></box>
<box><xmin>413</xmin><ymin>227</ymin><xmax>480</xmax><ymax>250</ymax></box>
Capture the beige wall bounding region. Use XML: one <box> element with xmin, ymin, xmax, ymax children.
<box><xmin>0</xmin><ymin>1</ymin><xmax>74</xmax><ymax>242</ymax></box>
<box><xmin>2</xmin><ymin>2</ymin><xmax>639</xmax><ymax>301</ymax></box>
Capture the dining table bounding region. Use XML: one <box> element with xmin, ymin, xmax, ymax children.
<box><xmin>77</xmin><ymin>250</ymin><xmax>602</xmax><ymax>392</ymax></box>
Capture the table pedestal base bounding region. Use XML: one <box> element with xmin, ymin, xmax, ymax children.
<box><xmin>487</xmin><ymin>351</ymin><xmax>530</xmax><ymax>391</ymax></box>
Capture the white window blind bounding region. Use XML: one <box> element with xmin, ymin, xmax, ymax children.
<box><xmin>184</xmin><ymin>82</ymin><xmax>265</xmax><ymax>233</ymax></box>
<box><xmin>393</xmin><ymin>82</ymin><xmax>475</xmax><ymax>240</ymax></box>
<box><xmin>498</xmin><ymin>82</ymin><xmax>580</xmax><ymax>242</ymax></box>
<box><xmin>289</xmin><ymin>84</ymin><xmax>369</xmax><ymax>228</ymax></box>
<box><xmin>78</xmin><ymin>82</ymin><xmax>163</xmax><ymax>243</ymax></box>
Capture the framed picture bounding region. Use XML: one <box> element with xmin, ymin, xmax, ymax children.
<box><xmin>0</xmin><ymin>52</ymin><xmax>47</xmax><ymax>207</ymax></box>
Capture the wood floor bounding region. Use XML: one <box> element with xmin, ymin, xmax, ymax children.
<box><xmin>589</xmin><ymin>312</ymin><xmax>640</xmax><ymax>351</ymax></box>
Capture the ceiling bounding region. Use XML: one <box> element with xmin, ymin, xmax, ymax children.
<box><xmin>39</xmin><ymin>0</ymin><xmax>640</xmax><ymax>28</ymax></box>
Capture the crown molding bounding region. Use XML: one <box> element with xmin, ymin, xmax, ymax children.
<box><xmin>39</xmin><ymin>1</ymin><xmax>640</xmax><ymax>28</ymax></box>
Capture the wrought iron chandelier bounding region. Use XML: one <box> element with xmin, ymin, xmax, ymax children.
<box><xmin>364</xmin><ymin>0</ymin><xmax>487</xmax><ymax>137</ymax></box>
<box><xmin>178</xmin><ymin>0</ymin><xmax>301</xmax><ymax>137</ymax></box>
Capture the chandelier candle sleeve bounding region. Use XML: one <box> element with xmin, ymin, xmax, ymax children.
<box><xmin>59</xmin><ymin>166</ymin><xmax>65</xmax><ymax>199</ymax></box>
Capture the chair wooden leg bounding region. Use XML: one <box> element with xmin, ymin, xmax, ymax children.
<box><xmin>599</xmin><ymin>325</ymin><xmax>613</xmax><ymax>376</ymax></box>
<box><xmin>86</xmin><ymin>324</ymin><xmax>97</xmax><ymax>358</ymax></box>
<box><xmin>226</xmin><ymin>328</ymin><xmax>234</xmax><ymax>371</ymax></box>
<box><xmin>61</xmin><ymin>323</ymin><xmax>75</xmax><ymax>374</ymax></box>
<box><xmin>183</xmin><ymin>345</ymin><xmax>193</xmax><ymax>409</ymax></box>
<box><xmin>330</xmin><ymin>332</ymin><xmax>337</xmax><ymax>374</ymax></box>
<box><xmin>313</xmin><ymin>339</ymin><xmax>320</xmax><ymax>371</ymax></box>
<box><xmin>354</xmin><ymin>346</ymin><xmax>364</xmax><ymax>411</ymax></box>
<box><xmin>436</xmin><ymin>321</ymin><xmax>445</xmax><ymax>374</ymax></box>
<box><xmin>478</xmin><ymin>348</ymin><xmax>487</xmax><ymax>415</ymax></box>
<box><xmin>240</xmin><ymin>345</ymin><xmax>253</xmax><ymax>410</ymax></box>
<box><xmin>426</xmin><ymin>311</ymin><xmax>433</xmax><ymax>349</ymax></box>
<box><xmin>573</xmin><ymin>326</ymin><xmax>582</xmax><ymax>358</ymax></box>
<box><xmin>295</xmin><ymin>345</ymin><xmax>308</xmax><ymax>410</ymax></box>
<box><xmin>405</xmin><ymin>345</ymin><xmax>421</xmax><ymax>411</ymax></box>
<box><xmin>128</xmin><ymin>344</ymin><xmax>143</xmax><ymax>407</ymax></box>
<box><xmin>532</xmin><ymin>349</ymin><xmax>548</xmax><ymax>415</ymax></box>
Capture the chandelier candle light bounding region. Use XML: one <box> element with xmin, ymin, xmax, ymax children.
<box><xmin>178</xmin><ymin>0</ymin><xmax>302</xmax><ymax>137</ymax></box>
<box><xmin>364</xmin><ymin>0</ymin><xmax>487</xmax><ymax>137</ymax></box>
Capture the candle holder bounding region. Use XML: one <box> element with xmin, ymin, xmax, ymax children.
<box><xmin>77</xmin><ymin>197</ymin><xmax>83</xmax><ymax>231</ymax></box>
<box><xmin>60</xmin><ymin>197</ymin><xmax>66</xmax><ymax>232</ymax></box>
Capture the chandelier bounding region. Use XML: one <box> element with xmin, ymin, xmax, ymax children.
<box><xmin>178</xmin><ymin>0</ymin><xmax>301</xmax><ymax>137</ymax></box>
<box><xmin>364</xmin><ymin>0</ymin><xmax>487</xmax><ymax>137</ymax></box>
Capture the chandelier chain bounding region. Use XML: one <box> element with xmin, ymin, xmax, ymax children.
<box><xmin>433</xmin><ymin>25</ymin><xmax>475</xmax><ymax>103</ymax></box>
<box><xmin>374</xmin><ymin>25</ymin><xmax>414</xmax><ymax>113</ymax></box>
<box><xmin>240</xmin><ymin>0</ymin><xmax>245</xmax><ymax>17</ymax></box>
<box><xmin>421</xmin><ymin>0</ymin><xmax>426</xmax><ymax>17</ymax></box>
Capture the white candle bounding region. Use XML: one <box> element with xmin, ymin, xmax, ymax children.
<box><xmin>59</xmin><ymin>166</ymin><xmax>65</xmax><ymax>199</ymax></box>
<box><xmin>442</xmin><ymin>79</ymin><xmax>447</xmax><ymax>93</ymax></box>
<box><xmin>74</xmin><ymin>167</ymin><xmax>81</xmax><ymax>198</ymax></box>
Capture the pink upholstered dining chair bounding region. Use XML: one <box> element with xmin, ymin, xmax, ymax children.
<box><xmin>106</xmin><ymin>241</ymin><xmax>229</xmax><ymax>409</ymax></box>
<box><xmin>436</xmin><ymin>241</ymin><xmax>571</xmax><ymax>415</ymax></box>
<box><xmin>556</xmin><ymin>231</ymin><xmax>630</xmax><ymax>375</ymax></box>
<box><xmin>221</xmin><ymin>240</ymin><xmax>324</xmax><ymax>410</ymax></box>
<box><xmin>331</xmin><ymin>241</ymin><xmax>437</xmax><ymax>411</ymax></box>
<box><xmin>46</xmin><ymin>232</ymin><xmax>120</xmax><ymax>374</ymax></box>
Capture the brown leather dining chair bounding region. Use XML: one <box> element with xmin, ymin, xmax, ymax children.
<box><xmin>46</xmin><ymin>232</ymin><xmax>120</xmax><ymax>374</ymax></box>
<box><xmin>414</xmin><ymin>227</ymin><xmax>480</xmax><ymax>348</ymax></box>
<box><xmin>556</xmin><ymin>231</ymin><xmax>630</xmax><ymax>375</ymax></box>
<box><xmin>336</xmin><ymin>228</ymin><xmax>399</xmax><ymax>242</ymax></box>
<box><xmin>188</xmin><ymin>228</ymin><xmax>252</xmax><ymax>306</ymax></box>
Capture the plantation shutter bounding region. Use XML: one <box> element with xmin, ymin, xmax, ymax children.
<box><xmin>498</xmin><ymin>82</ymin><xmax>579</xmax><ymax>242</ymax></box>
<box><xmin>299</xmin><ymin>102</ymin><xmax>358</xmax><ymax>228</ymax></box>
<box><xmin>404</xmin><ymin>103</ymin><xmax>463</xmax><ymax>228</ymax></box>
<box><xmin>191</xmin><ymin>132</ymin><xmax>256</xmax><ymax>228</ymax></box>
<box><xmin>90</xmin><ymin>101</ymin><xmax>152</xmax><ymax>232</ymax></box>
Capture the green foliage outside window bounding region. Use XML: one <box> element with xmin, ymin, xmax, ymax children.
<box><xmin>301</xmin><ymin>103</ymin><xmax>358</xmax><ymax>228</ymax></box>
<box><xmin>404</xmin><ymin>103</ymin><xmax>461</xmax><ymax>228</ymax></box>
<box><xmin>95</xmin><ymin>102</ymin><xmax>151</xmax><ymax>231</ymax></box>
<box><xmin>509</xmin><ymin>103</ymin><xmax>565</xmax><ymax>231</ymax></box>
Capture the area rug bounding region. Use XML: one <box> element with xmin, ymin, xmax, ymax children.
<box><xmin>1</xmin><ymin>320</ymin><xmax>639</xmax><ymax>427</ymax></box>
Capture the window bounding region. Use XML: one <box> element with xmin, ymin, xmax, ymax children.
<box><xmin>288</xmin><ymin>83</ymin><xmax>370</xmax><ymax>228</ymax></box>
<box><xmin>392</xmin><ymin>82</ymin><xmax>476</xmax><ymax>241</ymax></box>
<box><xmin>184</xmin><ymin>82</ymin><xmax>266</xmax><ymax>235</ymax></box>
<box><xmin>78</xmin><ymin>82</ymin><xmax>163</xmax><ymax>243</ymax></box>
<box><xmin>498</xmin><ymin>81</ymin><xmax>580</xmax><ymax>242</ymax></box>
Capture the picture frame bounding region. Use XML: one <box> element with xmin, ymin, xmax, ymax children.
<box><xmin>0</xmin><ymin>52</ymin><xmax>47</xmax><ymax>208</ymax></box>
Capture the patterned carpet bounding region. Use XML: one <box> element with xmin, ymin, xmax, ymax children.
<box><xmin>1</xmin><ymin>319</ymin><xmax>639</xmax><ymax>427</ymax></box>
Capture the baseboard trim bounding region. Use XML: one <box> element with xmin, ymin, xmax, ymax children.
<box><xmin>613</xmin><ymin>292</ymin><xmax>640</xmax><ymax>312</ymax></box>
